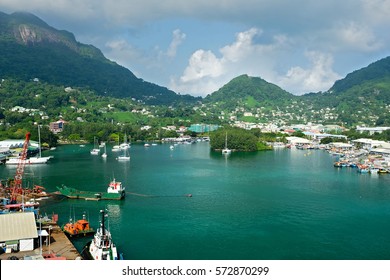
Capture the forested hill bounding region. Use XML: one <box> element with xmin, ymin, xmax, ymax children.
<box><xmin>204</xmin><ymin>74</ymin><xmax>294</xmax><ymax>110</ymax></box>
<box><xmin>330</xmin><ymin>56</ymin><xmax>390</xmax><ymax>93</ymax></box>
<box><xmin>0</xmin><ymin>11</ymin><xmax>198</xmax><ymax>105</ymax></box>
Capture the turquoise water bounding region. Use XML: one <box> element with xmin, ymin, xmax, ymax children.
<box><xmin>1</xmin><ymin>142</ymin><xmax>390</xmax><ymax>260</ymax></box>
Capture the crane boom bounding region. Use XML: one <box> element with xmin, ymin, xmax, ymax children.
<box><xmin>10</xmin><ymin>132</ymin><xmax>31</xmax><ymax>204</ymax></box>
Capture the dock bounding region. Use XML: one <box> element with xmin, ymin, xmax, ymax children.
<box><xmin>0</xmin><ymin>224</ymin><xmax>82</xmax><ymax>260</ymax></box>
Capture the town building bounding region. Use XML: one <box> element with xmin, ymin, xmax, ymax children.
<box><xmin>49</xmin><ymin>119</ymin><xmax>67</xmax><ymax>134</ymax></box>
<box><xmin>356</xmin><ymin>126</ymin><xmax>390</xmax><ymax>135</ymax></box>
<box><xmin>0</xmin><ymin>212</ymin><xmax>38</xmax><ymax>253</ymax></box>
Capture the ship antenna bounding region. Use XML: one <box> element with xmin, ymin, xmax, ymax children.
<box><xmin>100</xmin><ymin>209</ymin><xmax>105</xmax><ymax>238</ymax></box>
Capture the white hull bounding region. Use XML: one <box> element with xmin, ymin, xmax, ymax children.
<box><xmin>90</xmin><ymin>148</ymin><xmax>100</xmax><ymax>155</ymax></box>
<box><xmin>6</xmin><ymin>156</ymin><xmax>52</xmax><ymax>165</ymax></box>
<box><xmin>117</xmin><ymin>156</ymin><xmax>130</xmax><ymax>161</ymax></box>
<box><xmin>86</xmin><ymin>210</ymin><xmax>119</xmax><ymax>260</ymax></box>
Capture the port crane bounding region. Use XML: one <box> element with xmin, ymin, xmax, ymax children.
<box><xmin>9</xmin><ymin>132</ymin><xmax>31</xmax><ymax>204</ymax></box>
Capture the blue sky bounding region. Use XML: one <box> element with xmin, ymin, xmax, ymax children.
<box><xmin>1</xmin><ymin>0</ymin><xmax>390</xmax><ymax>97</ymax></box>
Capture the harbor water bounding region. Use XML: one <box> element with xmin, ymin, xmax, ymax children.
<box><xmin>1</xmin><ymin>142</ymin><xmax>390</xmax><ymax>260</ymax></box>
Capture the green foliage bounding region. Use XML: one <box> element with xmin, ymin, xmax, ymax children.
<box><xmin>256</xmin><ymin>141</ymin><xmax>272</xmax><ymax>151</ymax></box>
<box><xmin>0</xmin><ymin>12</ymin><xmax>200</xmax><ymax>106</ymax></box>
<box><xmin>210</xmin><ymin>128</ymin><xmax>259</xmax><ymax>152</ymax></box>
<box><xmin>204</xmin><ymin>74</ymin><xmax>293</xmax><ymax>111</ymax></box>
<box><xmin>292</xmin><ymin>131</ymin><xmax>305</xmax><ymax>137</ymax></box>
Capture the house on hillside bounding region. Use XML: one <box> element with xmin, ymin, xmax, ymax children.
<box><xmin>49</xmin><ymin>119</ymin><xmax>68</xmax><ymax>134</ymax></box>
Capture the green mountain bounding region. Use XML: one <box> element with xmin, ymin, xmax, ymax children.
<box><xmin>330</xmin><ymin>56</ymin><xmax>390</xmax><ymax>94</ymax></box>
<box><xmin>302</xmin><ymin>56</ymin><xmax>390</xmax><ymax>126</ymax></box>
<box><xmin>0</xmin><ymin>11</ymin><xmax>197</xmax><ymax>105</ymax></box>
<box><xmin>202</xmin><ymin>57</ymin><xmax>390</xmax><ymax>126</ymax></box>
<box><xmin>204</xmin><ymin>74</ymin><xmax>294</xmax><ymax>110</ymax></box>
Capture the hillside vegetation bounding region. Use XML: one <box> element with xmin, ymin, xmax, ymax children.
<box><xmin>0</xmin><ymin>12</ymin><xmax>198</xmax><ymax>106</ymax></box>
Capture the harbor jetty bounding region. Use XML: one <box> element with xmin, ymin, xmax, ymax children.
<box><xmin>0</xmin><ymin>221</ymin><xmax>82</xmax><ymax>260</ymax></box>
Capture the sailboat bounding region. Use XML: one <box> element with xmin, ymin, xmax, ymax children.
<box><xmin>101</xmin><ymin>145</ymin><xmax>107</xmax><ymax>159</ymax></box>
<box><xmin>221</xmin><ymin>132</ymin><xmax>231</xmax><ymax>154</ymax></box>
<box><xmin>119</xmin><ymin>133</ymin><xmax>130</xmax><ymax>150</ymax></box>
<box><xmin>90</xmin><ymin>137</ymin><xmax>100</xmax><ymax>155</ymax></box>
<box><xmin>6</xmin><ymin>125</ymin><xmax>52</xmax><ymax>165</ymax></box>
<box><xmin>117</xmin><ymin>147</ymin><xmax>130</xmax><ymax>161</ymax></box>
<box><xmin>112</xmin><ymin>136</ymin><xmax>120</xmax><ymax>152</ymax></box>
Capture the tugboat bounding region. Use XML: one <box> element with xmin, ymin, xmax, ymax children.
<box><xmin>81</xmin><ymin>209</ymin><xmax>120</xmax><ymax>260</ymax></box>
<box><xmin>62</xmin><ymin>212</ymin><xmax>95</xmax><ymax>237</ymax></box>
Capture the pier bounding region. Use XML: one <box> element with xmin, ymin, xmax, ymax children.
<box><xmin>0</xmin><ymin>223</ymin><xmax>82</xmax><ymax>260</ymax></box>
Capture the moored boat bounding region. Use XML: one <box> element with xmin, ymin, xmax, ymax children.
<box><xmin>81</xmin><ymin>209</ymin><xmax>120</xmax><ymax>260</ymax></box>
<box><xmin>117</xmin><ymin>148</ymin><xmax>130</xmax><ymax>161</ymax></box>
<box><xmin>62</xmin><ymin>212</ymin><xmax>95</xmax><ymax>237</ymax></box>
<box><xmin>90</xmin><ymin>137</ymin><xmax>100</xmax><ymax>155</ymax></box>
<box><xmin>222</xmin><ymin>132</ymin><xmax>231</xmax><ymax>154</ymax></box>
<box><xmin>6</xmin><ymin>156</ymin><xmax>52</xmax><ymax>165</ymax></box>
<box><xmin>56</xmin><ymin>179</ymin><xmax>125</xmax><ymax>200</ymax></box>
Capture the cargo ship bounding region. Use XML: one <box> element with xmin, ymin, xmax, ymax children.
<box><xmin>56</xmin><ymin>179</ymin><xmax>125</xmax><ymax>200</ymax></box>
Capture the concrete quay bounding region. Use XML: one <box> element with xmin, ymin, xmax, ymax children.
<box><xmin>0</xmin><ymin>224</ymin><xmax>83</xmax><ymax>260</ymax></box>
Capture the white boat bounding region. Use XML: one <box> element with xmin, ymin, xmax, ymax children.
<box><xmin>112</xmin><ymin>145</ymin><xmax>120</xmax><ymax>152</ymax></box>
<box><xmin>112</xmin><ymin>137</ymin><xmax>121</xmax><ymax>152</ymax></box>
<box><xmin>221</xmin><ymin>132</ymin><xmax>231</xmax><ymax>154</ymax></box>
<box><xmin>90</xmin><ymin>137</ymin><xmax>100</xmax><ymax>155</ymax></box>
<box><xmin>101</xmin><ymin>145</ymin><xmax>107</xmax><ymax>159</ymax></box>
<box><xmin>120</xmin><ymin>133</ymin><xmax>130</xmax><ymax>150</ymax></box>
<box><xmin>144</xmin><ymin>143</ymin><xmax>150</xmax><ymax>147</ymax></box>
<box><xmin>117</xmin><ymin>148</ymin><xmax>130</xmax><ymax>161</ymax></box>
<box><xmin>99</xmin><ymin>142</ymin><xmax>106</xmax><ymax>148</ymax></box>
<box><xmin>6</xmin><ymin>125</ymin><xmax>52</xmax><ymax>165</ymax></box>
<box><xmin>6</xmin><ymin>156</ymin><xmax>52</xmax><ymax>165</ymax></box>
<box><xmin>107</xmin><ymin>178</ymin><xmax>125</xmax><ymax>196</ymax></box>
<box><xmin>82</xmin><ymin>209</ymin><xmax>120</xmax><ymax>260</ymax></box>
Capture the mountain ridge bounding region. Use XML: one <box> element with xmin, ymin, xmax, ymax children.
<box><xmin>0</xmin><ymin>11</ymin><xmax>198</xmax><ymax>105</ymax></box>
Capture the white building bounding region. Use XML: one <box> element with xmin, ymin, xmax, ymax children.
<box><xmin>351</xmin><ymin>138</ymin><xmax>388</xmax><ymax>150</ymax></box>
<box><xmin>0</xmin><ymin>212</ymin><xmax>38</xmax><ymax>252</ymax></box>
<box><xmin>356</xmin><ymin>126</ymin><xmax>390</xmax><ymax>135</ymax></box>
<box><xmin>286</xmin><ymin>137</ymin><xmax>311</xmax><ymax>145</ymax></box>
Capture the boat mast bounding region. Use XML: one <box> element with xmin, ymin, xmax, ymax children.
<box><xmin>100</xmin><ymin>209</ymin><xmax>105</xmax><ymax>239</ymax></box>
<box><xmin>38</xmin><ymin>125</ymin><xmax>42</xmax><ymax>158</ymax></box>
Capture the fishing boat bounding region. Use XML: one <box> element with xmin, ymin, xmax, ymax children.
<box><xmin>222</xmin><ymin>132</ymin><xmax>231</xmax><ymax>154</ymax></box>
<box><xmin>81</xmin><ymin>209</ymin><xmax>120</xmax><ymax>260</ymax></box>
<box><xmin>62</xmin><ymin>212</ymin><xmax>95</xmax><ymax>237</ymax></box>
<box><xmin>56</xmin><ymin>179</ymin><xmax>125</xmax><ymax>200</ymax></box>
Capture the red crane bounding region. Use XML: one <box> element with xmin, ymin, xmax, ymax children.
<box><xmin>10</xmin><ymin>132</ymin><xmax>31</xmax><ymax>204</ymax></box>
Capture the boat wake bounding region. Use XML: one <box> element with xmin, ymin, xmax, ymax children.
<box><xmin>126</xmin><ymin>192</ymin><xmax>192</xmax><ymax>198</ymax></box>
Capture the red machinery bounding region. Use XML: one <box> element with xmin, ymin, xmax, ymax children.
<box><xmin>10</xmin><ymin>132</ymin><xmax>31</xmax><ymax>204</ymax></box>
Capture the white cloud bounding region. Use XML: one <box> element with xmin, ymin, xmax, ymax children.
<box><xmin>166</xmin><ymin>29</ymin><xmax>186</xmax><ymax>58</ymax></box>
<box><xmin>180</xmin><ymin>50</ymin><xmax>224</xmax><ymax>82</ymax></box>
<box><xmin>1</xmin><ymin>0</ymin><xmax>389</xmax><ymax>96</ymax></box>
<box><xmin>362</xmin><ymin>0</ymin><xmax>390</xmax><ymax>25</ymax></box>
<box><xmin>332</xmin><ymin>21</ymin><xmax>383</xmax><ymax>52</ymax></box>
<box><xmin>279</xmin><ymin>51</ymin><xmax>341</xmax><ymax>94</ymax></box>
<box><xmin>219</xmin><ymin>28</ymin><xmax>261</xmax><ymax>62</ymax></box>
<box><xmin>171</xmin><ymin>28</ymin><xmax>289</xmax><ymax>96</ymax></box>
